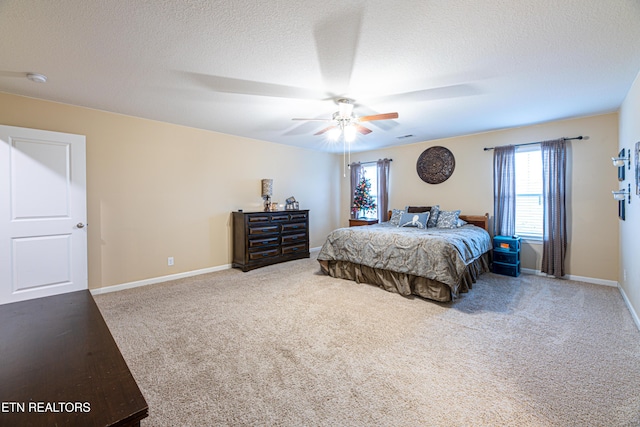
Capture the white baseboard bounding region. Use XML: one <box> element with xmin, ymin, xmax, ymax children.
<box><xmin>520</xmin><ymin>267</ymin><xmax>618</xmax><ymax>287</ymax></box>
<box><xmin>91</xmin><ymin>250</ymin><xmax>321</xmax><ymax>296</ymax></box>
<box><xmin>618</xmin><ymin>284</ymin><xmax>640</xmax><ymax>332</ymax></box>
<box><xmin>90</xmin><ymin>264</ymin><xmax>231</xmax><ymax>295</ymax></box>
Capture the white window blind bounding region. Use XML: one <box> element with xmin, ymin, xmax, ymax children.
<box><xmin>361</xmin><ymin>164</ymin><xmax>378</xmax><ymax>219</ymax></box>
<box><xmin>515</xmin><ymin>146</ymin><xmax>543</xmax><ymax>239</ymax></box>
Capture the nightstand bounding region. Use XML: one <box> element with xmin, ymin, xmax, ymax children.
<box><xmin>349</xmin><ymin>218</ymin><xmax>378</xmax><ymax>227</ymax></box>
<box><xmin>492</xmin><ymin>235</ymin><xmax>521</xmax><ymax>277</ymax></box>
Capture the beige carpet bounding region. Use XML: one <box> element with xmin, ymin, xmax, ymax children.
<box><xmin>94</xmin><ymin>255</ymin><xmax>640</xmax><ymax>426</ymax></box>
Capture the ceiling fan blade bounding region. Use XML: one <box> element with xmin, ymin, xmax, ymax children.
<box><xmin>185</xmin><ymin>72</ymin><xmax>328</xmax><ymax>100</ymax></box>
<box><xmin>368</xmin><ymin>84</ymin><xmax>480</xmax><ymax>104</ymax></box>
<box><xmin>314</xmin><ymin>125</ymin><xmax>338</xmax><ymax>136</ymax></box>
<box><xmin>358</xmin><ymin>112</ymin><xmax>399</xmax><ymax>122</ymax></box>
<box><xmin>314</xmin><ymin>7</ymin><xmax>363</xmax><ymax>94</ymax></box>
<box><xmin>291</xmin><ymin>118</ymin><xmax>332</xmax><ymax>121</ymax></box>
<box><xmin>355</xmin><ymin>124</ymin><xmax>372</xmax><ymax>135</ymax></box>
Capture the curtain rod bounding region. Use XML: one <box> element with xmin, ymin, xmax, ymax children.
<box><xmin>483</xmin><ymin>136</ymin><xmax>584</xmax><ymax>151</ymax></box>
<box><xmin>349</xmin><ymin>158</ymin><xmax>393</xmax><ymax>166</ymax></box>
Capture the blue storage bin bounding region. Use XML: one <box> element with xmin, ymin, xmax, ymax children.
<box><xmin>493</xmin><ymin>235</ymin><xmax>521</xmax><ymax>252</ymax></box>
<box><xmin>492</xmin><ymin>236</ymin><xmax>521</xmax><ymax>277</ymax></box>
<box><xmin>493</xmin><ymin>250</ymin><xmax>520</xmax><ymax>264</ymax></box>
<box><xmin>492</xmin><ymin>261</ymin><xmax>521</xmax><ymax>277</ymax></box>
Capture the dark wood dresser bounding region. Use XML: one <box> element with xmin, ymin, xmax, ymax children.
<box><xmin>0</xmin><ymin>290</ymin><xmax>148</xmax><ymax>427</ymax></box>
<box><xmin>232</xmin><ymin>210</ymin><xmax>310</xmax><ymax>271</ymax></box>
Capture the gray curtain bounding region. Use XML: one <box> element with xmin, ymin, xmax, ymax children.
<box><xmin>376</xmin><ymin>159</ymin><xmax>391</xmax><ymax>222</ymax></box>
<box><xmin>349</xmin><ymin>162</ymin><xmax>362</xmax><ymax>219</ymax></box>
<box><xmin>493</xmin><ymin>145</ymin><xmax>516</xmax><ymax>237</ymax></box>
<box><xmin>541</xmin><ymin>138</ymin><xmax>567</xmax><ymax>278</ymax></box>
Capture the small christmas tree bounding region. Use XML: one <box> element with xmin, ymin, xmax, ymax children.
<box><xmin>352</xmin><ymin>172</ymin><xmax>376</xmax><ymax>218</ymax></box>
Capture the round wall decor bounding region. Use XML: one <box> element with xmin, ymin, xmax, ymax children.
<box><xmin>416</xmin><ymin>146</ymin><xmax>455</xmax><ymax>184</ymax></box>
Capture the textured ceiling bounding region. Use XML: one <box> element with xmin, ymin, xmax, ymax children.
<box><xmin>1</xmin><ymin>0</ymin><xmax>640</xmax><ymax>152</ymax></box>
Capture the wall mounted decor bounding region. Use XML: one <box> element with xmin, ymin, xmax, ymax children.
<box><xmin>636</xmin><ymin>142</ymin><xmax>640</xmax><ymax>196</ymax></box>
<box><xmin>612</xmin><ymin>148</ymin><xmax>630</xmax><ymax>181</ymax></box>
<box><xmin>416</xmin><ymin>146</ymin><xmax>455</xmax><ymax>184</ymax></box>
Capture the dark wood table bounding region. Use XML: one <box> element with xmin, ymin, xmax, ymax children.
<box><xmin>349</xmin><ymin>218</ymin><xmax>379</xmax><ymax>227</ymax></box>
<box><xmin>0</xmin><ymin>290</ymin><xmax>148</xmax><ymax>427</ymax></box>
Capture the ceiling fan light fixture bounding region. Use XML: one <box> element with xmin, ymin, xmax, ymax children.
<box><xmin>337</xmin><ymin>98</ymin><xmax>354</xmax><ymax>118</ymax></box>
<box><xmin>343</xmin><ymin>124</ymin><xmax>357</xmax><ymax>142</ymax></box>
<box><xmin>327</xmin><ymin>127</ymin><xmax>341</xmax><ymax>141</ymax></box>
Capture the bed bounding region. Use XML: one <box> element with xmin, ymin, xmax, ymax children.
<box><xmin>317</xmin><ymin>208</ymin><xmax>492</xmax><ymax>302</ymax></box>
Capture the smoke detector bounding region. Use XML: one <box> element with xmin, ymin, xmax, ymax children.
<box><xmin>26</xmin><ymin>73</ymin><xmax>47</xmax><ymax>83</ymax></box>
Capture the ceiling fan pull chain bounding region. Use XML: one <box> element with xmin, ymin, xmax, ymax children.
<box><xmin>343</xmin><ymin>135</ymin><xmax>346</xmax><ymax>178</ymax></box>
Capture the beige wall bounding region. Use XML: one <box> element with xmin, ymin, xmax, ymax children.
<box><xmin>0</xmin><ymin>92</ymin><xmax>341</xmax><ymax>290</ymax></box>
<box><xmin>619</xmin><ymin>70</ymin><xmax>640</xmax><ymax>322</ymax></box>
<box><xmin>342</xmin><ymin>113</ymin><xmax>620</xmax><ymax>282</ymax></box>
<box><xmin>0</xmin><ymin>90</ymin><xmax>623</xmax><ymax>290</ymax></box>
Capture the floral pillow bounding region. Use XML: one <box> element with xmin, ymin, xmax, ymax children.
<box><xmin>436</xmin><ymin>210</ymin><xmax>461</xmax><ymax>229</ymax></box>
<box><xmin>399</xmin><ymin>212</ymin><xmax>430</xmax><ymax>229</ymax></box>
<box><xmin>388</xmin><ymin>209</ymin><xmax>405</xmax><ymax>226</ymax></box>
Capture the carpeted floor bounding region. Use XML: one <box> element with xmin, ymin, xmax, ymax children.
<box><xmin>94</xmin><ymin>254</ymin><xmax>640</xmax><ymax>426</ymax></box>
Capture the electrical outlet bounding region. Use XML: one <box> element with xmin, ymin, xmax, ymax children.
<box><xmin>168</xmin><ymin>257</ymin><xmax>174</xmax><ymax>266</ymax></box>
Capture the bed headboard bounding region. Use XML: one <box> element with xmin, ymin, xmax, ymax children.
<box><xmin>387</xmin><ymin>211</ymin><xmax>490</xmax><ymax>232</ymax></box>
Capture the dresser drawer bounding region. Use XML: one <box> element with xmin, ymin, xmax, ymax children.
<box><xmin>248</xmin><ymin>224</ymin><xmax>279</xmax><ymax>235</ymax></box>
<box><xmin>282</xmin><ymin>243</ymin><xmax>306</xmax><ymax>255</ymax></box>
<box><xmin>248</xmin><ymin>214</ymin><xmax>270</xmax><ymax>222</ymax></box>
<box><xmin>248</xmin><ymin>236</ymin><xmax>279</xmax><ymax>248</ymax></box>
<box><xmin>289</xmin><ymin>212</ymin><xmax>307</xmax><ymax>221</ymax></box>
<box><xmin>249</xmin><ymin>248</ymin><xmax>280</xmax><ymax>260</ymax></box>
<box><xmin>281</xmin><ymin>233</ymin><xmax>306</xmax><ymax>244</ymax></box>
<box><xmin>282</xmin><ymin>222</ymin><xmax>306</xmax><ymax>232</ymax></box>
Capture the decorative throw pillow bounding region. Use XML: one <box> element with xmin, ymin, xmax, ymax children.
<box><xmin>399</xmin><ymin>212</ymin><xmax>429</xmax><ymax>229</ymax></box>
<box><xmin>427</xmin><ymin>205</ymin><xmax>440</xmax><ymax>228</ymax></box>
<box><xmin>404</xmin><ymin>205</ymin><xmax>440</xmax><ymax>228</ymax></box>
<box><xmin>457</xmin><ymin>218</ymin><xmax>468</xmax><ymax>227</ymax></box>
<box><xmin>388</xmin><ymin>209</ymin><xmax>404</xmax><ymax>226</ymax></box>
<box><xmin>436</xmin><ymin>210</ymin><xmax>461</xmax><ymax>229</ymax></box>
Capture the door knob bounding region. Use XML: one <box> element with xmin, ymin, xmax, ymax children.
<box><xmin>77</xmin><ymin>223</ymin><xmax>85</xmax><ymax>228</ymax></box>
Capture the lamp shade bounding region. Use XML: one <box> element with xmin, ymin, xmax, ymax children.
<box><xmin>261</xmin><ymin>179</ymin><xmax>273</xmax><ymax>197</ymax></box>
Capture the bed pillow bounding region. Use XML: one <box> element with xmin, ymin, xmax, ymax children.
<box><xmin>399</xmin><ymin>212</ymin><xmax>429</xmax><ymax>229</ymax></box>
<box><xmin>457</xmin><ymin>218</ymin><xmax>468</xmax><ymax>227</ymax></box>
<box><xmin>406</xmin><ymin>206</ymin><xmax>431</xmax><ymax>213</ymax></box>
<box><xmin>405</xmin><ymin>205</ymin><xmax>440</xmax><ymax>228</ymax></box>
<box><xmin>388</xmin><ymin>209</ymin><xmax>404</xmax><ymax>226</ymax></box>
<box><xmin>436</xmin><ymin>210</ymin><xmax>461</xmax><ymax>229</ymax></box>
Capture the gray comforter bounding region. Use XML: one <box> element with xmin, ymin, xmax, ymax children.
<box><xmin>317</xmin><ymin>223</ymin><xmax>492</xmax><ymax>287</ymax></box>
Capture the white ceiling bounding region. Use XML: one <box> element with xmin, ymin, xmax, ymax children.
<box><xmin>1</xmin><ymin>0</ymin><xmax>640</xmax><ymax>153</ymax></box>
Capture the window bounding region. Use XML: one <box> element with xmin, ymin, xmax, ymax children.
<box><xmin>361</xmin><ymin>164</ymin><xmax>378</xmax><ymax>219</ymax></box>
<box><xmin>515</xmin><ymin>146</ymin><xmax>543</xmax><ymax>239</ymax></box>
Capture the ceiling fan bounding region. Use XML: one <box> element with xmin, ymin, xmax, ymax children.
<box><xmin>291</xmin><ymin>98</ymin><xmax>399</xmax><ymax>142</ymax></box>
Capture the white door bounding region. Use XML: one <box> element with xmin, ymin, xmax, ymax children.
<box><xmin>0</xmin><ymin>125</ymin><xmax>87</xmax><ymax>304</ymax></box>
